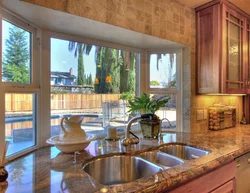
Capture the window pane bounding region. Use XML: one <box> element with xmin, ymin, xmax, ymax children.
<box><xmin>50</xmin><ymin>38</ymin><xmax>139</xmax><ymax>136</ymax></box>
<box><xmin>150</xmin><ymin>53</ymin><xmax>177</xmax><ymax>88</ymax></box>
<box><xmin>230</xmin><ymin>14</ymin><xmax>240</xmax><ymax>24</ymax></box>
<box><xmin>152</xmin><ymin>93</ymin><xmax>177</xmax><ymax>129</ymax></box>
<box><xmin>5</xmin><ymin>93</ymin><xmax>36</xmax><ymax>156</ymax></box>
<box><xmin>2</xmin><ymin>20</ymin><xmax>31</xmax><ymax>84</ymax></box>
<box><xmin>227</xmin><ymin>20</ymin><xmax>243</xmax><ymax>89</ymax></box>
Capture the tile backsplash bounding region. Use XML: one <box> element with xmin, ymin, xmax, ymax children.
<box><xmin>191</xmin><ymin>95</ymin><xmax>243</xmax><ymax>133</ymax></box>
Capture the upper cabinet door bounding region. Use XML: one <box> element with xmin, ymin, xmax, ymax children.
<box><xmin>222</xmin><ymin>5</ymin><xmax>246</xmax><ymax>94</ymax></box>
<box><xmin>246</xmin><ymin>20</ymin><xmax>250</xmax><ymax>93</ymax></box>
<box><xmin>196</xmin><ymin>4</ymin><xmax>221</xmax><ymax>94</ymax></box>
<box><xmin>196</xmin><ymin>1</ymin><xmax>248</xmax><ymax>95</ymax></box>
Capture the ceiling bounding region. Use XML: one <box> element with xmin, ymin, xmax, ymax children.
<box><xmin>179</xmin><ymin>0</ymin><xmax>250</xmax><ymax>15</ymax></box>
<box><xmin>1</xmin><ymin>0</ymin><xmax>186</xmax><ymax>50</ymax></box>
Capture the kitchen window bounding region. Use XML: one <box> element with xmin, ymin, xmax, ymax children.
<box><xmin>146</xmin><ymin>50</ymin><xmax>182</xmax><ymax>131</ymax></box>
<box><xmin>50</xmin><ymin>36</ymin><xmax>140</xmax><ymax>136</ymax></box>
<box><xmin>0</xmin><ymin>10</ymin><xmax>40</xmax><ymax>159</ymax></box>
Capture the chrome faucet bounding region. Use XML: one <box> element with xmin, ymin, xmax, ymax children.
<box><xmin>161</xmin><ymin>118</ymin><xmax>173</xmax><ymax>128</ymax></box>
<box><xmin>122</xmin><ymin>114</ymin><xmax>153</xmax><ymax>146</ymax></box>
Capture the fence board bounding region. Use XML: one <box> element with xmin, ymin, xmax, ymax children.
<box><xmin>6</xmin><ymin>94</ymin><xmax>122</xmax><ymax>112</ymax></box>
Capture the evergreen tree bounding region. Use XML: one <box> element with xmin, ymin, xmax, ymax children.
<box><xmin>95</xmin><ymin>47</ymin><xmax>106</xmax><ymax>93</ymax></box>
<box><xmin>68</xmin><ymin>42</ymin><xmax>92</xmax><ymax>85</ymax></box>
<box><xmin>86</xmin><ymin>74</ymin><xmax>89</xmax><ymax>85</ymax></box>
<box><xmin>120</xmin><ymin>51</ymin><xmax>136</xmax><ymax>93</ymax></box>
<box><xmin>3</xmin><ymin>26</ymin><xmax>30</xmax><ymax>83</ymax></box>
<box><xmin>95</xmin><ymin>48</ymin><xmax>137</xmax><ymax>94</ymax></box>
<box><xmin>77</xmin><ymin>50</ymin><xmax>85</xmax><ymax>85</ymax></box>
<box><xmin>88</xmin><ymin>73</ymin><xmax>93</xmax><ymax>85</ymax></box>
<box><xmin>95</xmin><ymin>47</ymin><xmax>120</xmax><ymax>93</ymax></box>
<box><xmin>109</xmin><ymin>49</ymin><xmax>120</xmax><ymax>93</ymax></box>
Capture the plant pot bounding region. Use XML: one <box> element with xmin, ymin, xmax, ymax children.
<box><xmin>139</xmin><ymin>118</ymin><xmax>161</xmax><ymax>139</ymax></box>
<box><xmin>0</xmin><ymin>166</ymin><xmax>8</xmax><ymax>182</ymax></box>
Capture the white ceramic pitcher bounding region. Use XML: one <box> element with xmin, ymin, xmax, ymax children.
<box><xmin>59</xmin><ymin>115</ymin><xmax>86</xmax><ymax>141</ymax></box>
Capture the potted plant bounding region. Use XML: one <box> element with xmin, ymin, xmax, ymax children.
<box><xmin>128</xmin><ymin>93</ymin><xmax>170</xmax><ymax>139</ymax></box>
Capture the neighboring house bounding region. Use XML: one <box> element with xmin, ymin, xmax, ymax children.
<box><xmin>51</xmin><ymin>68</ymin><xmax>76</xmax><ymax>85</ymax></box>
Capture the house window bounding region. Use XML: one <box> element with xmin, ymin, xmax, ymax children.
<box><xmin>50</xmin><ymin>37</ymin><xmax>140</xmax><ymax>136</ymax></box>
<box><xmin>147</xmin><ymin>50</ymin><xmax>182</xmax><ymax>131</ymax></box>
<box><xmin>1</xmin><ymin>10</ymin><xmax>39</xmax><ymax>158</ymax></box>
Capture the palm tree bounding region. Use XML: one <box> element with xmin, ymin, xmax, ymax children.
<box><xmin>156</xmin><ymin>53</ymin><xmax>175</xmax><ymax>88</ymax></box>
<box><xmin>95</xmin><ymin>47</ymin><xmax>120</xmax><ymax>93</ymax></box>
<box><xmin>68</xmin><ymin>42</ymin><xmax>93</xmax><ymax>85</ymax></box>
<box><xmin>68</xmin><ymin>41</ymin><xmax>137</xmax><ymax>94</ymax></box>
<box><xmin>120</xmin><ymin>50</ymin><xmax>136</xmax><ymax>93</ymax></box>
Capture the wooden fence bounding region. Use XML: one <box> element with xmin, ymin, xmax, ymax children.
<box><xmin>5</xmin><ymin>93</ymin><xmax>122</xmax><ymax>112</ymax></box>
<box><xmin>5</xmin><ymin>93</ymin><xmax>123</xmax><ymax>137</ymax></box>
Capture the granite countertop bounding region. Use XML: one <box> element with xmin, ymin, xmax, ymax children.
<box><xmin>1</xmin><ymin>125</ymin><xmax>250</xmax><ymax>193</ymax></box>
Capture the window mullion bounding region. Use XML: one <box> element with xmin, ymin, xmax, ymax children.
<box><xmin>146</xmin><ymin>50</ymin><xmax>182</xmax><ymax>131</ymax></box>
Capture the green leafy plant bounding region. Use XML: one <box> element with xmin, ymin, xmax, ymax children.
<box><xmin>150</xmin><ymin>80</ymin><xmax>160</xmax><ymax>86</ymax></box>
<box><xmin>128</xmin><ymin>93</ymin><xmax>170</xmax><ymax>115</ymax></box>
<box><xmin>120</xmin><ymin>92</ymin><xmax>134</xmax><ymax>101</ymax></box>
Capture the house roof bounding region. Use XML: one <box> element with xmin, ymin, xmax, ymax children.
<box><xmin>51</xmin><ymin>71</ymin><xmax>76</xmax><ymax>79</ymax></box>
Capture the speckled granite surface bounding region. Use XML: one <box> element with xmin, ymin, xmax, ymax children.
<box><xmin>1</xmin><ymin>125</ymin><xmax>250</xmax><ymax>193</ymax></box>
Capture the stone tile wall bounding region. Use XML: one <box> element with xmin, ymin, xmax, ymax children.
<box><xmin>22</xmin><ymin>0</ymin><xmax>196</xmax><ymax>47</ymax></box>
<box><xmin>22</xmin><ymin>0</ymin><xmax>243</xmax><ymax>133</ymax></box>
<box><xmin>191</xmin><ymin>95</ymin><xmax>243</xmax><ymax>133</ymax></box>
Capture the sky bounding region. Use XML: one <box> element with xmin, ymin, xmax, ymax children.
<box><xmin>51</xmin><ymin>38</ymin><xmax>96</xmax><ymax>78</ymax></box>
<box><xmin>150</xmin><ymin>54</ymin><xmax>176</xmax><ymax>84</ymax></box>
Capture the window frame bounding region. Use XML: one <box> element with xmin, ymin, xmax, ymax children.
<box><xmin>1</xmin><ymin>9</ymin><xmax>39</xmax><ymax>88</ymax></box>
<box><xmin>41</xmin><ymin>30</ymin><xmax>144</xmax><ymax>139</ymax></box>
<box><xmin>144</xmin><ymin>49</ymin><xmax>183</xmax><ymax>132</ymax></box>
<box><xmin>0</xmin><ymin>7</ymin><xmax>41</xmax><ymax>161</ymax></box>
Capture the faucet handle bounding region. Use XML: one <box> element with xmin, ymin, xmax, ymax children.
<box><xmin>122</xmin><ymin>137</ymin><xmax>139</xmax><ymax>146</ymax></box>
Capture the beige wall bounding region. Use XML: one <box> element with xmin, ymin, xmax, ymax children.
<box><xmin>22</xmin><ymin>0</ymin><xmax>243</xmax><ymax>133</ymax></box>
<box><xmin>191</xmin><ymin>95</ymin><xmax>243</xmax><ymax>133</ymax></box>
<box><xmin>22</xmin><ymin>0</ymin><xmax>196</xmax><ymax>47</ymax></box>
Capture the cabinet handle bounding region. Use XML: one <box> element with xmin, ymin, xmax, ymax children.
<box><xmin>237</xmin><ymin>163</ymin><xmax>241</xmax><ymax>168</ymax></box>
<box><xmin>248</xmin><ymin>158</ymin><xmax>250</xmax><ymax>164</ymax></box>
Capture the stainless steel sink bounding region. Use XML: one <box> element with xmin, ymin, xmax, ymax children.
<box><xmin>82</xmin><ymin>154</ymin><xmax>163</xmax><ymax>186</ymax></box>
<box><xmin>139</xmin><ymin>151</ymin><xmax>184</xmax><ymax>168</ymax></box>
<box><xmin>159</xmin><ymin>144</ymin><xmax>210</xmax><ymax>160</ymax></box>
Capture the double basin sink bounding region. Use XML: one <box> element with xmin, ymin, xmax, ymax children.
<box><xmin>82</xmin><ymin>143</ymin><xmax>210</xmax><ymax>186</ymax></box>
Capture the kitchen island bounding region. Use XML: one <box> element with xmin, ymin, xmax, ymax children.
<box><xmin>1</xmin><ymin>125</ymin><xmax>250</xmax><ymax>193</ymax></box>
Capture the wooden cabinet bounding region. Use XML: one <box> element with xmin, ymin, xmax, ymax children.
<box><xmin>210</xmin><ymin>180</ymin><xmax>235</xmax><ymax>193</ymax></box>
<box><xmin>169</xmin><ymin>161</ymin><xmax>236</xmax><ymax>193</ymax></box>
<box><xmin>243</xmin><ymin>20</ymin><xmax>250</xmax><ymax>123</ymax></box>
<box><xmin>196</xmin><ymin>0</ymin><xmax>249</xmax><ymax>94</ymax></box>
<box><xmin>245</xmin><ymin>19</ymin><xmax>250</xmax><ymax>93</ymax></box>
